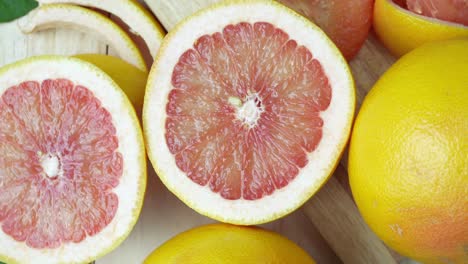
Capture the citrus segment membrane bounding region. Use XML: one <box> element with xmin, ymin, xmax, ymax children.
<box><xmin>0</xmin><ymin>79</ymin><xmax>121</xmax><ymax>249</ymax></box>
<box><xmin>167</xmin><ymin>22</ymin><xmax>331</xmax><ymax>200</ymax></box>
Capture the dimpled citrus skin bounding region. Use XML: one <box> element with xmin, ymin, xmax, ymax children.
<box><xmin>349</xmin><ymin>39</ymin><xmax>468</xmax><ymax>263</ymax></box>
<box><xmin>373</xmin><ymin>0</ymin><xmax>468</xmax><ymax>57</ymax></box>
<box><xmin>144</xmin><ymin>224</ymin><xmax>315</xmax><ymax>264</ymax></box>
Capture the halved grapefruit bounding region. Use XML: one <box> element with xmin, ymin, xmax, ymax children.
<box><xmin>0</xmin><ymin>56</ymin><xmax>146</xmax><ymax>263</ymax></box>
<box><xmin>18</xmin><ymin>4</ymin><xmax>147</xmax><ymax>72</ymax></box>
<box><xmin>143</xmin><ymin>0</ymin><xmax>355</xmax><ymax>225</ymax></box>
<box><xmin>373</xmin><ymin>0</ymin><xmax>468</xmax><ymax>57</ymax></box>
<box><xmin>37</xmin><ymin>0</ymin><xmax>165</xmax><ymax>58</ymax></box>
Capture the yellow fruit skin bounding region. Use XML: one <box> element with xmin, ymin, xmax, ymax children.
<box><xmin>374</xmin><ymin>0</ymin><xmax>468</xmax><ymax>57</ymax></box>
<box><xmin>74</xmin><ymin>54</ymin><xmax>147</xmax><ymax>114</ymax></box>
<box><xmin>144</xmin><ymin>224</ymin><xmax>315</xmax><ymax>264</ymax></box>
<box><xmin>349</xmin><ymin>39</ymin><xmax>468</xmax><ymax>263</ymax></box>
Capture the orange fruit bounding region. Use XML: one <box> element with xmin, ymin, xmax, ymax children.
<box><xmin>277</xmin><ymin>0</ymin><xmax>373</xmax><ymax>60</ymax></box>
<box><xmin>0</xmin><ymin>56</ymin><xmax>146</xmax><ymax>264</ymax></box>
<box><xmin>373</xmin><ymin>0</ymin><xmax>468</xmax><ymax>57</ymax></box>
<box><xmin>144</xmin><ymin>224</ymin><xmax>316</xmax><ymax>264</ymax></box>
<box><xmin>144</xmin><ymin>0</ymin><xmax>355</xmax><ymax>224</ymax></box>
<box><xmin>349</xmin><ymin>39</ymin><xmax>468</xmax><ymax>263</ymax></box>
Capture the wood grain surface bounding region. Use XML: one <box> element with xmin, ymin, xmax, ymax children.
<box><xmin>0</xmin><ymin>0</ymin><xmax>409</xmax><ymax>263</ymax></box>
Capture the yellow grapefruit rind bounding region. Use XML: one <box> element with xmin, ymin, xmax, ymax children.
<box><xmin>143</xmin><ymin>0</ymin><xmax>355</xmax><ymax>225</ymax></box>
<box><xmin>37</xmin><ymin>0</ymin><xmax>165</xmax><ymax>58</ymax></box>
<box><xmin>18</xmin><ymin>4</ymin><xmax>148</xmax><ymax>72</ymax></box>
<box><xmin>349</xmin><ymin>39</ymin><xmax>468</xmax><ymax>263</ymax></box>
<box><xmin>144</xmin><ymin>224</ymin><xmax>316</xmax><ymax>264</ymax></box>
<box><xmin>374</xmin><ymin>0</ymin><xmax>468</xmax><ymax>57</ymax></box>
<box><xmin>0</xmin><ymin>56</ymin><xmax>147</xmax><ymax>264</ymax></box>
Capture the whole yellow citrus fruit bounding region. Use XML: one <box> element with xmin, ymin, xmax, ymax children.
<box><xmin>349</xmin><ymin>38</ymin><xmax>468</xmax><ymax>264</ymax></box>
<box><xmin>373</xmin><ymin>0</ymin><xmax>468</xmax><ymax>57</ymax></box>
<box><xmin>144</xmin><ymin>224</ymin><xmax>316</xmax><ymax>264</ymax></box>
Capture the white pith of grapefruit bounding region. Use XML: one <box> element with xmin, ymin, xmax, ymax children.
<box><xmin>0</xmin><ymin>56</ymin><xmax>146</xmax><ymax>264</ymax></box>
<box><xmin>18</xmin><ymin>4</ymin><xmax>147</xmax><ymax>72</ymax></box>
<box><xmin>144</xmin><ymin>0</ymin><xmax>355</xmax><ymax>224</ymax></box>
<box><xmin>37</xmin><ymin>0</ymin><xmax>165</xmax><ymax>58</ymax></box>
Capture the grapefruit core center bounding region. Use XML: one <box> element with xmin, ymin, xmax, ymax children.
<box><xmin>229</xmin><ymin>94</ymin><xmax>265</xmax><ymax>128</ymax></box>
<box><xmin>39</xmin><ymin>152</ymin><xmax>62</xmax><ymax>179</ymax></box>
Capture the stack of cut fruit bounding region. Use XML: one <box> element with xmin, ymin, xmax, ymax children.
<box><xmin>0</xmin><ymin>0</ymin><xmax>466</xmax><ymax>264</ymax></box>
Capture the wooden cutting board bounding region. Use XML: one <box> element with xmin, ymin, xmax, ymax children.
<box><xmin>0</xmin><ymin>0</ymin><xmax>407</xmax><ymax>263</ymax></box>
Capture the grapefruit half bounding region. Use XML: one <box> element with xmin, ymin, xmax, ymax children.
<box><xmin>0</xmin><ymin>56</ymin><xmax>146</xmax><ymax>263</ymax></box>
<box><xmin>373</xmin><ymin>0</ymin><xmax>468</xmax><ymax>57</ymax></box>
<box><xmin>144</xmin><ymin>0</ymin><xmax>355</xmax><ymax>224</ymax></box>
<box><xmin>18</xmin><ymin>4</ymin><xmax>147</xmax><ymax>72</ymax></box>
<box><xmin>37</xmin><ymin>0</ymin><xmax>165</xmax><ymax>58</ymax></box>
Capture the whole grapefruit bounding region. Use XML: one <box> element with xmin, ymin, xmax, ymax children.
<box><xmin>349</xmin><ymin>39</ymin><xmax>468</xmax><ymax>263</ymax></box>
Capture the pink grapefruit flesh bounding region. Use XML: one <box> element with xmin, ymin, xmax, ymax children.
<box><xmin>277</xmin><ymin>0</ymin><xmax>373</xmax><ymax>60</ymax></box>
<box><xmin>166</xmin><ymin>22</ymin><xmax>331</xmax><ymax>201</ymax></box>
<box><xmin>406</xmin><ymin>0</ymin><xmax>468</xmax><ymax>26</ymax></box>
<box><xmin>0</xmin><ymin>79</ymin><xmax>122</xmax><ymax>249</ymax></box>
